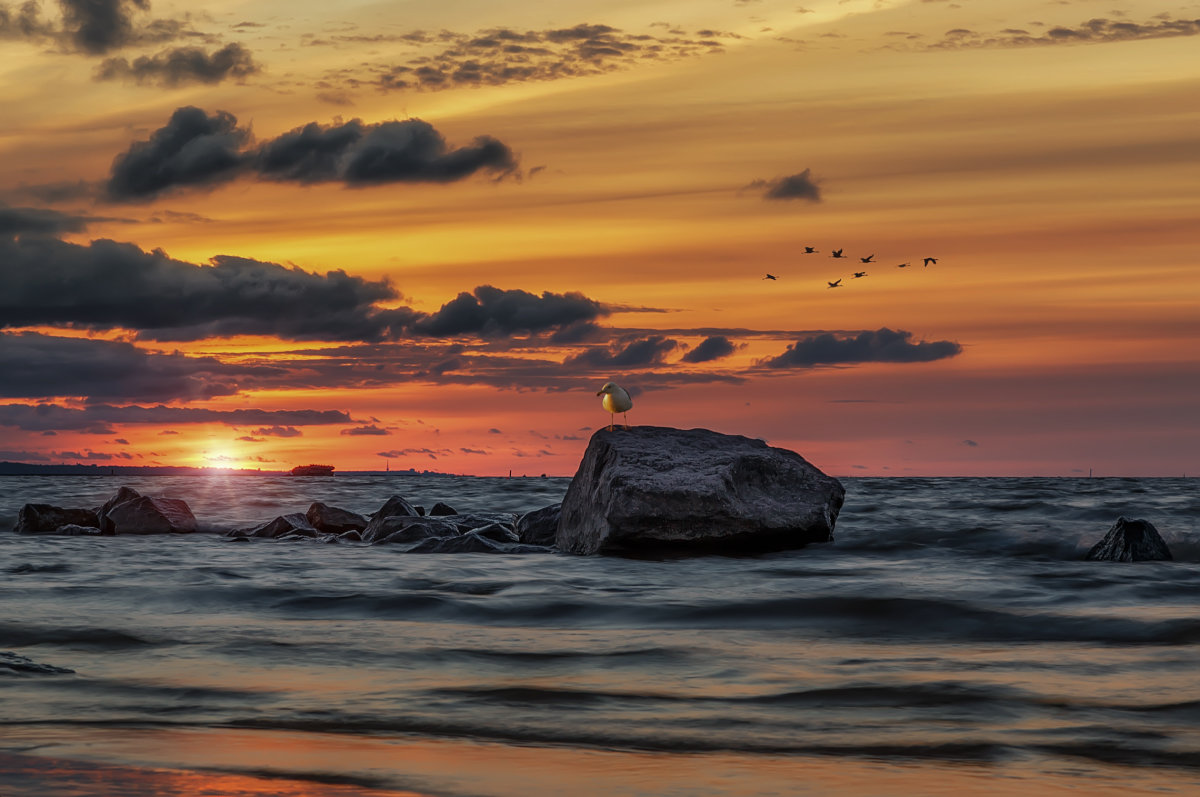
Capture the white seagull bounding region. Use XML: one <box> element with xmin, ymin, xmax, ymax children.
<box><xmin>597</xmin><ymin>382</ymin><xmax>633</xmax><ymax>431</ymax></box>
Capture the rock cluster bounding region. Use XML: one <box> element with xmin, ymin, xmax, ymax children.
<box><xmin>15</xmin><ymin>486</ymin><xmax>196</xmax><ymax>535</ymax></box>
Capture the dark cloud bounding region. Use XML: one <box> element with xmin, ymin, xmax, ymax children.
<box><xmin>931</xmin><ymin>16</ymin><xmax>1200</xmax><ymax>49</ymax></box>
<box><xmin>414</xmin><ymin>285</ymin><xmax>609</xmax><ymax>337</ymax></box>
<box><xmin>0</xmin><ymin>232</ymin><xmax>409</xmax><ymax>341</ymax></box>
<box><xmin>97</xmin><ymin>43</ymin><xmax>260</xmax><ymax>86</ymax></box>
<box><xmin>341</xmin><ymin>424</ymin><xmax>389</xmax><ymax>436</ymax></box>
<box><xmin>0</xmin><ymin>331</ymin><xmax>260</xmax><ymax>402</ymax></box>
<box><xmin>377</xmin><ymin>448</ymin><xmax>448</xmax><ymax>460</ymax></box>
<box><xmin>681</xmin><ymin>335</ymin><xmax>737</xmax><ymax>363</ymax></box>
<box><xmin>962</xmin><ymin>439</ymin><xmax>979</xmax><ymax>447</ymax></box>
<box><xmin>60</xmin><ymin>0</ymin><xmax>149</xmax><ymax>53</ymax></box>
<box><xmin>0</xmin><ymin>403</ymin><xmax>354</xmax><ymax>432</ymax></box>
<box><xmin>106</xmin><ymin>108</ymin><xmax>517</xmax><ymax>200</ymax></box>
<box><xmin>745</xmin><ymin>168</ymin><xmax>822</xmax><ymax>202</ymax></box>
<box><xmin>0</xmin><ymin>204</ymin><xmax>88</xmax><ymax>237</ymax></box>
<box><xmin>251</xmin><ymin>425</ymin><xmax>302</xmax><ymax>437</ymax></box>
<box><xmin>0</xmin><ymin>1</ymin><xmax>55</xmax><ymax>40</ymax></box>
<box><xmin>564</xmin><ymin>335</ymin><xmax>679</xmax><ymax>369</ymax></box>
<box><xmin>760</xmin><ymin>328</ymin><xmax>962</xmax><ymax>368</ymax></box>
<box><xmin>348</xmin><ymin>23</ymin><xmax>736</xmax><ymax>92</ymax></box>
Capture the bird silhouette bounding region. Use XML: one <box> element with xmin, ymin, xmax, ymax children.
<box><xmin>597</xmin><ymin>382</ymin><xmax>633</xmax><ymax>431</ymax></box>
<box><xmin>852</xmin><ymin>271</ymin><xmax>868</xmax><ymax>278</ymax></box>
<box><xmin>831</xmin><ymin>249</ymin><xmax>845</xmax><ymax>259</ymax></box>
<box><xmin>763</xmin><ymin>273</ymin><xmax>777</xmax><ymax>280</ymax></box>
<box><xmin>803</xmin><ymin>246</ymin><xmax>817</xmax><ymax>254</ymax></box>
<box><xmin>860</xmin><ymin>254</ymin><xmax>874</xmax><ymax>263</ymax></box>
<box><xmin>896</xmin><ymin>262</ymin><xmax>910</xmax><ymax>269</ymax></box>
<box><xmin>923</xmin><ymin>257</ymin><xmax>937</xmax><ymax>267</ymax></box>
<box><xmin>828</xmin><ymin>279</ymin><xmax>842</xmax><ymax>288</ymax></box>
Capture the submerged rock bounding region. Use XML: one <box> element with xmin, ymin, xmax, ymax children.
<box><xmin>557</xmin><ymin>426</ymin><xmax>845</xmax><ymax>555</ymax></box>
<box><xmin>306</xmin><ymin>502</ymin><xmax>368</xmax><ymax>534</ymax></box>
<box><xmin>1086</xmin><ymin>517</ymin><xmax>1173</xmax><ymax>562</ymax></box>
<box><xmin>233</xmin><ymin>513</ymin><xmax>319</xmax><ymax>539</ymax></box>
<box><xmin>368</xmin><ymin>515</ymin><xmax>461</xmax><ymax>544</ymax></box>
<box><xmin>54</xmin><ymin>524</ymin><xmax>104</xmax><ymax>536</ymax></box>
<box><xmin>105</xmin><ymin>496</ymin><xmax>197</xmax><ymax>535</ymax></box>
<box><xmin>15</xmin><ymin>504</ymin><xmax>100</xmax><ymax>534</ymax></box>
<box><xmin>406</xmin><ymin>531</ymin><xmax>548</xmax><ymax>554</ymax></box>
<box><xmin>516</xmin><ymin>504</ymin><xmax>561</xmax><ymax>546</ymax></box>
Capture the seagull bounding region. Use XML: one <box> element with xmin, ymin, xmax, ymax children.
<box><xmin>923</xmin><ymin>257</ymin><xmax>937</xmax><ymax>267</ymax></box>
<box><xmin>852</xmin><ymin>271</ymin><xmax>868</xmax><ymax>278</ymax></box>
<box><xmin>597</xmin><ymin>382</ymin><xmax>633</xmax><ymax>431</ymax></box>
<box><xmin>896</xmin><ymin>262</ymin><xmax>910</xmax><ymax>269</ymax></box>
<box><xmin>828</xmin><ymin>279</ymin><xmax>842</xmax><ymax>288</ymax></box>
<box><xmin>803</xmin><ymin>246</ymin><xmax>818</xmax><ymax>254</ymax></box>
<box><xmin>860</xmin><ymin>254</ymin><xmax>874</xmax><ymax>263</ymax></box>
<box><xmin>831</xmin><ymin>249</ymin><xmax>845</xmax><ymax>259</ymax></box>
<box><xmin>763</xmin><ymin>273</ymin><xmax>777</xmax><ymax>280</ymax></box>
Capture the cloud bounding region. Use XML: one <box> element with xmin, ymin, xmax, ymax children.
<box><xmin>0</xmin><ymin>331</ymin><xmax>260</xmax><ymax>402</ymax></box>
<box><xmin>414</xmin><ymin>285</ymin><xmax>609</xmax><ymax>337</ymax></box>
<box><xmin>251</xmin><ymin>425</ymin><xmax>302</xmax><ymax>437</ymax></box>
<box><xmin>0</xmin><ymin>403</ymin><xmax>354</xmax><ymax>432</ymax></box>
<box><xmin>564</xmin><ymin>335</ymin><xmax>679</xmax><ymax>369</ymax></box>
<box><xmin>60</xmin><ymin>0</ymin><xmax>149</xmax><ymax>53</ymax></box>
<box><xmin>106</xmin><ymin>107</ymin><xmax>517</xmax><ymax>201</ymax></box>
<box><xmin>681</xmin><ymin>335</ymin><xmax>737</xmax><ymax>363</ymax></box>
<box><xmin>357</xmin><ymin>23</ymin><xmax>736</xmax><ymax>93</ymax></box>
<box><xmin>760</xmin><ymin>328</ymin><xmax>962</xmax><ymax>368</ymax></box>
<box><xmin>0</xmin><ymin>203</ymin><xmax>89</xmax><ymax>236</ymax></box>
<box><xmin>376</xmin><ymin>448</ymin><xmax>448</xmax><ymax>460</ymax></box>
<box><xmin>340</xmin><ymin>424</ymin><xmax>389</xmax><ymax>436</ymax></box>
<box><xmin>962</xmin><ymin>439</ymin><xmax>979</xmax><ymax>447</ymax></box>
<box><xmin>931</xmin><ymin>16</ymin><xmax>1200</xmax><ymax>49</ymax></box>
<box><xmin>745</xmin><ymin>168</ymin><xmax>822</xmax><ymax>201</ymax></box>
<box><xmin>0</xmin><ymin>1</ymin><xmax>55</xmax><ymax>41</ymax></box>
<box><xmin>97</xmin><ymin>43</ymin><xmax>259</xmax><ymax>86</ymax></box>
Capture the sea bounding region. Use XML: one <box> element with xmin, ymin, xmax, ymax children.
<box><xmin>1</xmin><ymin>473</ymin><xmax>1198</xmax><ymax>796</ymax></box>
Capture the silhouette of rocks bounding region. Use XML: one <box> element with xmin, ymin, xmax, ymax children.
<box><xmin>558</xmin><ymin>426</ymin><xmax>845</xmax><ymax>555</ymax></box>
<box><xmin>1086</xmin><ymin>517</ymin><xmax>1173</xmax><ymax>562</ymax></box>
<box><xmin>375</xmin><ymin>495</ymin><xmax>419</xmax><ymax>518</ymax></box>
<box><xmin>15</xmin><ymin>504</ymin><xmax>100</xmax><ymax>534</ymax></box>
<box><xmin>516</xmin><ymin>503</ymin><xmax>561</xmax><ymax>546</ymax></box>
<box><xmin>98</xmin><ymin>486</ymin><xmax>141</xmax><ymax>528</ymax></box>
<box><xmin>104</xmin><ymin>495</ymin><xmax>197</xmax><ymax>534</ymax></box>
<box><xmin>306</xmin><ymin>502</ymin><xmax>368</xmax><ymax>534</ymax></box>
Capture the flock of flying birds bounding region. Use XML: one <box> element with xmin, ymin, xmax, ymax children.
<box><xmin>763</xmin><ymin>247</ymin><xmax>939</xmax><ymax>288</ymax></box>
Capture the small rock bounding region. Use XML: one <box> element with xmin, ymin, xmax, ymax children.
<box><xmin>429</xmin><ymin>501</ymin><xmax>458</xmax><ymax>516</ymax></box>
<box><xmin>516</xmin><ymin>504</ymin><xmax>561</xmax><ymax>546</ymax></box>
<box><xmin>234</xmin><ymin>513</ymin><xmax>319</xmax><ymax>539</ymax></box>
<box><xmin>306</xmin><ymin>502</ymin><xmax>368</xmax><ymax>534</ymax></box>
<box><xmin>15</xmin><ymin>504</ymin><xmax>100</xmax><ymax>534</ymax></box>
<box><xmin>1086</xmin><ymin>517</ymin><xmax>1173</xmax><ymax>562</ymax></box>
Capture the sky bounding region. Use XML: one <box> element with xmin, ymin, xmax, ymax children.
<box><xmin>1</xmin><ymin>0</ymin><xmax>1197</xmax><ymax>477</ymax></box>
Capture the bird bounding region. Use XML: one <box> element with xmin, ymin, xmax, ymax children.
<box><xmin>597</xmin><ymin>382</ymin><xmax>633</xmax><ymax>431</ymax></box>
<box><xmin>860</xmin><ymin>254</ymin><xmax>874</xmax><ymax>263</ymax></box>
<box><xmin>852</xmin><ymin>271</ymin><xmax>868</xmax><ymax>278</ymax></box>
<box><xmin>831</xmin><ymin>249</ymin><xmax>845</xmax><ymax>258</ymax></box>
<box><xmin>923</xmin><ymin>257</ymin><xmax>937</xmax><ymax>267</ymax></box>
<box><xmin>896</xmin><ymin>262</ymin><xmax>910</xmax><ymax>268</ymax></box>
<box><xmin>763</xmin><ymin>273</ymin><xmax>777</xmax><ymax>280</ymax></box>
<box><xmin>803</xmin><ymin>246</ymin><xmax>817</xmax><ymax>254</ymax></box>
<box><xmin>828</xmin><ymin>279</ymin><xmax>842</xmax><ymax>288</ymax></box>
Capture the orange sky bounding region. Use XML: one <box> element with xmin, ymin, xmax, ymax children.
<box><xmin>1</xmin><ymin>0</ymin><xmax>1197</xmax><ymax>475</ymax></box>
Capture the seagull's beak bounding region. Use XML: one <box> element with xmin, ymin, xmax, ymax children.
<box><xmin>596</xmin><ymin>389</ymin><xmax>605</xmax><ymax>396</ymax></box>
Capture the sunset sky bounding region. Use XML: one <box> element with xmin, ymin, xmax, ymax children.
<box><xmin>1</xmin><ymin>0</ymin><xmax>1197</xmax><ymax>476</ymax></box>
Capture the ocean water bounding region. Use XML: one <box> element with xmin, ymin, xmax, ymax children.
<box><xmin>1</xmin><ymin>474</ymin><xmax>1198</xmax><ymax>796</ymax></box>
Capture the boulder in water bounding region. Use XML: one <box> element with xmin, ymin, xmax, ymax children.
<box><xmin>233</xmin><ymin>513</ymin><xmax>319</xmax><ymax>539</ymax></box>
<box><xmin>516</xmin><ymin>504</ymin><xmax>561</xmax><ymax>546</ymax></box>
<box><xmin>1086</xmin><ymin>517</ymin><xmax>1172</xmax><ymax>562</ymax></box>
<box><xmin>364</xmin><ymin>515</ymin><xmax>461</xmax><ymax>544</ymax></box>
<box><xmin>429</xmin><ymin>501</ymin><xmax>458</xmax><ymax>516</ymax></box>
<box><xmin>557</xmin><ymin>426</ymin><xmax>845</xmax><ymax>555</ymax></box>
<box><xmin>374</xmin><ymin>495</ymin><xmax>419</xmax><ymax>519</ymax></box>
<box><xmin>15</xmin><ymin>504</ymin><xmax>100</xmax><ymax>534</ymax></box>
<box><xmin>105</xmin><ymin>495</ymin><xmax>197</xmax><ymax>534</ymax></box>
<box><xmin>306</xmin><ymin>502</ymin><xmax>368</xmax><ymax>534</ymax></box>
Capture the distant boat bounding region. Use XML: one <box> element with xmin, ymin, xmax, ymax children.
<box><xmin>290</xmin><ymin>464</ymin><xmax>335</xmax><ymax>476</ymax></box>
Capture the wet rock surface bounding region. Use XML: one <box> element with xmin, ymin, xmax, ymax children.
<box><xmin>1086</xmin><ymin>517</ymin><xmax>1173</xmax><ymax>562</ymax></box>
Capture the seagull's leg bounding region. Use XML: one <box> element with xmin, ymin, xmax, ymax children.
<box><xmin>623</xmin><ymin>412</ymin><xmax>630</xmax><ymax>430</ymax></box>
<box><xmin>608</xmin><ymin>412</ymin><xmax>615</xmax><ymax>432</ymax></box>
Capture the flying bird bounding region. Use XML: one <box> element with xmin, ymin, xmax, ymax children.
<box><xmin>923</xmin><ymin>257</ymin><xmax>937</xmax><ymax>267</ymax></box>
<box><xmin>597</xmin><ymin>382</ymin><xmax>633</xmax><ymax>431</ymax></box>
<box><xmin>803</xmin><ymin>246</ymin><xmax>817</xmax><ymax>254</ymax></box>
<box><xmin>831</xmin><ymin>249</ymin><xmax>845</xmax><ymax>259</ymax></box>
<box><xmin>860</xmin><ymin>254</ymin><xmax>874</xmax><ymax>263</ymax></box>
<box><xmin>828</xmin><ymin>279</ymin><xmax>842</xmax><ymax>288</ymax></box>
<box><xmin>763</xmin><ymin>273</ymin><xmax>777</xmax><ymax>280</ymax></box>
<box><xmin>896</xmin><ymin>262</ymin><xmax>910</xmax><ymax>269</ymax></box>
<box><xmin>852</xmin><ymin>271</ymin><xmax>868</xmax><ymax>278</ymax></box>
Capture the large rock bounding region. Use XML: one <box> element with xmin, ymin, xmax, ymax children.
<box><xmin>15</xmin><ymin>504</ymin><xmax>100</xmax><ymax>534</ymax></box>
<box><xmin>557</xmin><ymin>426</ymin><xmax>845</xmax><ymax>555</ymax></box>
<box><xmin>516</xmin><ymin>504</ymin><xmax>562</xmax><ymax>546</ymax></box>
<box><xmin>306</xmin><ymin>502</ymin><xmax>368</xmax><ymax>534</ymax></box>
<box><xmin>105</xmin><ymin>496</ymin><xmax>197</xmax><ymax>534</ymax></box>
<box><xmin>1086</xmin><ymin>517</ymin><xmax>1173</xmax><ymax>562</ymax></box>
<box><xmin>374</xmin><ymin>495</ymin><xmax>419</xmax><ymax>519</ymax></box>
